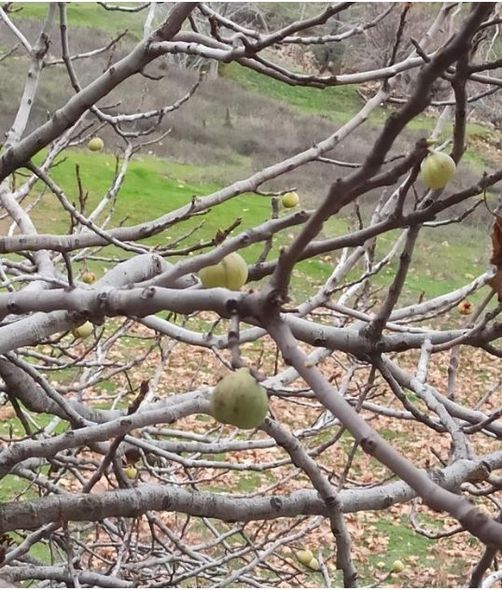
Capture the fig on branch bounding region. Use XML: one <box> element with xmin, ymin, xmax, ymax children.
<box><xmin>71</xmin><ymin>321</ymin><xmax>94</xmax><ymax>339</ymax></box>
<box><xmin>210</xmin><ymin>367</ymin><xmax>268</xmax><ymax>429</ymax></box>
<box><xmin>87</xmin><ymin>137</ymin><xmax>104</xmax><ymax>152</ymax></box>
<box><xmin>81</xmin><ymin>271</ymin><xmax>96</xmax><ymax>284</ymax></box>
<box><xmin>123</xmin><ymin>465</ymin><xmax>138</xmax><ymax>480</ymax></box>
<box><xmin>281</xmin><ymin>191</ymin><xmax>300</xmax><ymax>208</ymax></box>
<box><xmin>420</xmin><ymin>150</ymin><xmax>456</xmax><ymax>189</ymax></box>
<box><xmin>295</xmin><ymin>549</ymin><xmax>314</xmax><ymax>567</ymax></box>
<box><xmin>199</xmin><ymin>252</ymin><xmax>248</xmax><ymax>290</ymax></box>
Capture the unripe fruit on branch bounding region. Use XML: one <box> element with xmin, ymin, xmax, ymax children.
<box><xmin>72</xmin><ymin>321</ymin><xmax>93</xmax><ymax>339</ymax></box>
<box><xmin>281</xmin><ymin>191</ymin><xmax>300</xmax><ymax>208</ymax></box>
<box><xmin>123</xmin><ymin>466</ymin><xmax>138</xmax><ymax>479</ymax></box>
<box><xmin>199</xmin><ymin>252</ymin><xmax>248</xmax><ymax>290</ymax></box>
<box><xmin>210</xmin><ymin>367</ymin><xmax>268</xmax><ymax>429</ymax></box>
<box><xmin>87</xmin><ymin>137</ymin><xmax>104</xmax><ymax>152</ymax></box>
<box><xmin>82</xmin><ymin>271</ymin><xmax>96</xmax><ymax>284</ymax></box>
<box><xmin>420</xmin><ymin>151</ymin><xmax>456</xmax><ymax>189</ymax></box>
<box><xmin>307</xmin><ymin>558</ymin><xmax>320</xmax><ymax>571</ymax></box>
<box><xmin>295</xmin><ymin>549</ymin><xmax>314</xmax><ymax>567</ymax></box>
<box><xmin>457</xmin><ymin>299</ymin><xmax>473</xmax><ymax>315</ymax></box>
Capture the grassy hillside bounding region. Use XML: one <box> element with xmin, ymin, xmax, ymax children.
<box><xmin>14</xmin><ymin>148</ymin><xmax>490</xmax><ymax>309</ymax></box>
<box><xmin>10</xmin><ymin>2</ymin><xmax>144</xmax><ymax>37</ymax></box>
<box><xmin>223</xmin><ymin>63</ymin><xmax>502</xmax><ymax>172</ymax></box>
<box><xmin>221</xmin><ymin>63</ymin><xmax>361</xmax><ymax>124</ymax></box>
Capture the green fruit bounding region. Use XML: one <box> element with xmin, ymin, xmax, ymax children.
<box><xmin>72</xmin><ymin>321</ymin><xmax>93</xmax><ymax>339</ymax></box>
<box><xmin>420</xmin><ymin>151</ymin><xmax>456</xmax><ymax>189</ymax></box>
<box><xmin>307</xmin><ymin>558</ymin><xmax>320</xmax><ymax>571</ymax></box>
<box><xmin>295</xmin><ymin>549</ymin><xmax>314</xmax><ymax>567</ymax></box>
<box><xmin>281</xmin><ymin>191</ymin><xmax>300</xmax><ymax>208</ymax></box>
<box><xmin>199</xmin><ymin>259</ymin><xmax>226</xmax><ymax>288</ymax></box>
<box><xmin>391</xmin><ymin>559</ymin><xmax>405</xmax><ymax>573</ymax></box>
<box><xmin>199</xmin><ymin>252</ymin><xmax>248</xmax><ymax>290</ymax></box>
<box><xmin>81</xmin><ymin>271</ymin><xmax>96</xmax><ymax>284</ymax></box>
<box><xmin>210</xmin><ymin>368</ymin><xmax>268</xmax><ymax>429</ymax></box>
<box><xmin>123</xmin><ymin>466</ymin><xmax>138</xmax><ymax>479</ymax></box>
<box><xmin>87</xmin><ymin>137</ymin><xmax>104</xmax><ymax>152</ymax></box>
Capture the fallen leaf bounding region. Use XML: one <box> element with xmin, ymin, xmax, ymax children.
<box><xmin>489</xmin><ymin>215</ymin><xmax>502</xmax><ymax>267</ymax></box>
<box><xmin>489</xmin><ymin>216</ymin><xmax>502</xmax><ymax>298</ymax></box>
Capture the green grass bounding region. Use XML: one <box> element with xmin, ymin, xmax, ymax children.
<box><xmin>406</xmin><ymin>117</ymin><xmax>502</xmax><ymax>168</ymax></box>
<box><xmin>0</xmin><ymin>473</ymin><xmax>33</xmax><ymax>502</ymax></box>
<box><xmin>312</xmin><ymin>214</ymin><xmax>491</xmax><ymax>311</ymax></box>
<box><xmin>358</xmin><ymin>515</ymin><xmax>436</xmax><ymax>585</ymax></box>
<box><xmin>0</xmin><ymin>411</ymin><xmax>68</xmax><ymax>440</ymax></box>
<box><xmin>223</xmin><ymin>63</ymin><xmax>502</xmax><ymax>174</ymax></box>
<box><xmin>32</xmin><ymin>149</ymin><xmax>261</xmax><ymax>236</ymax></box>
<box><xmin>237</xmin><ymin>473</ymin><xmax>262</xmax><ymax>492</ymax></box>
<box><xmin>25</xmin><ymin>148</ymin><xmax>338</xmax><ymax>300</ymax></box>
<box><xmin>371</xmin><ymin>223</ymin><xmax>490</xmax><ymax>301</ymax></box>
<box><xmin>20</xmin><ymin>147</ymin><xmax>491</xmax><ymax>308</ymax></box>
<box><xmin>0</xmin><ymin>410</ymin><xmax>68</xmax><ymax>566</ymax></box>
<box><xmin>11</xmin><ymin>2</ymin><xmax>144</xmax><ymax>37</ymax></box>
<box><xmin>290</xmin><ymin>513</ymin><xmax>442</xmax><ymax>586</ymax></box>
<box><xmin>31</xmin><ymin>149</ymin><xmax>271</xmax><ymax>257</ymax></box>
<box><xmin>222</xmin><ymin>63</ymin><xmax>361</xmax><ymax>123</ymax></box>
